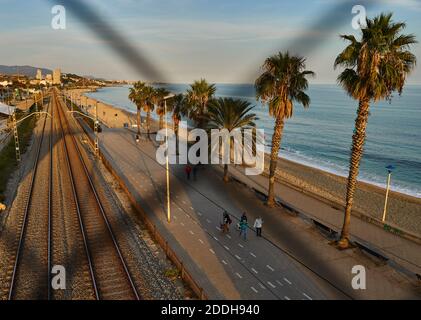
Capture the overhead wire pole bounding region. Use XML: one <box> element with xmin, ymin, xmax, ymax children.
<box><xmin>94</xmin><ymin>101</ymin><xmax>99</xmax><ymax>156</ymax></box>
<box><xmin>164</xmin><ymin>94</ymin><xmax>175</xmax><ymax>223</ymax></box>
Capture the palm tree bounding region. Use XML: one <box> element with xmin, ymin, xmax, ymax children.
<box><xmin>129</xmin><ymin>81</ymin><xmax>148</xmax><ymax>136</ymax></box>
<box><xmin>170</xmin><ymin>94</ymin><xmax>187</xmax><ymax>154</ymax></box>
<box><xmin>334</xmin><ymin>13</ymin><xmax>417</xmax><ymax>248</ymax></box>
<box><xmin>186</xmin><ymin>78</ymin><xmax>216</xmax><ymax>128</ymax></box>
<box><xmin>206</xmin><ymin>98</ymin><xmax>257</xmax><ymax>182</ymax></box>
<box><xmin>256</xmin><ymin>51</ymin><xmax>314</xmax><ymax>207</ymax></box>
<box><xmin>153</xmin><ymin>87</ymin><xmax>170</xmax><ymax>129</ymax></box>
<box><xmin>142</xmin><ymin>85</ymin><xmax>156</xmax><ymax>138</ymax></box>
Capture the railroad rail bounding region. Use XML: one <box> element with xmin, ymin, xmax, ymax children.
<box><xmin>55</xmin><ymin>92</ymin><xmax>140</xmax><ymax>300</ymax></box>
<box><xmin>8</xmin><ymin>97</ymin><xmax>52</xmax><ymax>300</ymax></box>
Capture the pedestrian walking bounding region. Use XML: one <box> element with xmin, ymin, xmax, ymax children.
<box><xmin>254</xmin><ymin>217</ymin><xmax>263</xmax><ymax>237</ymax></box>
<box><xmin>239</xmin><ymin>219</ymin><xmax>248</xmax><ymax>240</ymax></box>
<box><xmin>221</xmin><ymin>211</ymin><xmax>232</xmax><ymax>233</ymax></box>
<box><xmin>185</xmin><ymin>164</ymin><xmax>192</xmax><ymax>180</ymax></box>
<box><xmin>240</xmin><ymin>212</ymin><xmax>248</xmax><ymax>223</ymax></box>
<box><xmin>193</xmin><ymin>165</ymin><xmax>198</xmax><ymax>181</ymax></box>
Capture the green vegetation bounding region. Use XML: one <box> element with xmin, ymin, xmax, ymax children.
<box><xmin>0</xmin><ymin>106</ymin><xmax>37</xmax><ymax>202</ymax></box>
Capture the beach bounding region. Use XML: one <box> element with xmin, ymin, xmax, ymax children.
<box><xmin>69</xmin><ymin>88</ymin><xmax>421</xmax><ymax>237</ymax></box>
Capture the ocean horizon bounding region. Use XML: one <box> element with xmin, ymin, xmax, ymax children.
<box><xmin>86</xmin><ymin>84</ymin><xmax>421</xmax><ymax>198</ymax></box>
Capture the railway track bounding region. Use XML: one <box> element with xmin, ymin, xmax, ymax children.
<box><xmin>55</xmin><ymin>92</ymin><xmax>140</xmax><ymax>300</ymax></box>
<box><xmin>8</xmin><ymin>97</ymin><xmax>52</xmax><ymax>300</ymax></box>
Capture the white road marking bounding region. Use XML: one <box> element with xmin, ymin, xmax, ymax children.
<box><xmin>235</xmin><ymin>273</ymin><xmax>243</xmax><ymax>279</ymax></box>
<box><xmin>259</xmin><ymin>283</ymin><xmax>266</xmax><ymax>289</ymax></box>
<box><xmin>250</xmin><ymin>252</ymin><xmax>256</xmax><ymax>258</ymax></box>
<box><xmin>209</xmin><ymin>249</ymin><xmax>215</xmax><ymax>254</ymax></box>
<box><xmin>235</xmin><ymin>255</ymin><xmax>241</xmax><ymax>260</ymax></box>
<box><xmin>206</xmin><ymin>219</ymin><xmax>211</xmax><ymax>224</ymax></box>
<box><xmin>251</xmin><ymin>287</ymin><xmax>258</xmax><ymax>293</ymax></box>
<box><xmin>190</xmin><ymin>206</ymin><xmax>194</xmax><ymax>210</ymax></box>
<box><xmin>283</xmin><ymin>277</ymin><xmax>292</xmax><ymax>285</ymax></box>
<box><xmin>251</xmin><ymin>268</ymin><xmax>258</xmax><ymax>274</ymax></box>
<box><xmin>266</xmin><ymin>265</ymin><xmax>275</xmax><ymax>272</ymax></box>
<box><xmin>224</xmin><ymin>245</ymin><xmax>230</xmax><ymax>251</ymax></box>
<box><xmin>178</xmin><ymin>207</ymin><xmax>182</xmax><ymax>211</ymax></box>
<box><xmin>238</xmin><ymin>243</ymin><xmax>244</xmax><ymax>248</ymax></box>
<box><xmin>197</xmin><ymin>212</ymin><xmax>202</xmax><ymax>216</ymax></box>
<box><xmin>303</xmin><ymin>293</ymin><xmax>312</xmax><ymax>300</ymax></box>
<box><xmin>216</xmin><ymin>226</ymin><xmax>221</xmax><ymax>231</ymax></box>
<box><xmin>226</xmin><ymin>235</ymin><xmax>232</xmax><ymax>239</ymax></box>
<box><xmin>267</xmin><ymin>281</ymin><xmax>276</xmax><ymax>289</ymax></box>
<box><xmin>180</xmin><ymin>222</ymin><xmax>185</xmax><ymax>226</ymax></box>
<box><xmin>222</xmin><ymin>260</ymin><xmax>228</xmax><ymax>265</ymax></box>
<box><xmin>189</xmin><ymin>230</ymin><xmax>194</xmax><ymax>235</ymax></box>
<box><xmin>284</xmin><ymin>296</ymin><xmax>290</xmax><ymax>300</ymax></box>
<box><xmin>198</xmin><ymin>239</ymin><xmax>204</xmax><ymax>244</ymax></box>
<box><xmin>276</xmin><ymin>280</ymin><xmax>284</xmax><ymax>287</ymax></box>
<box><xmin>213</xmin><ymin>236</ymin><xmax>218</xmax><ymax>241</ymax></box>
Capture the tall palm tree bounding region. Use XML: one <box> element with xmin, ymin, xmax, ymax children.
<box><xmin>129</xmin><ymin>81</ymin><xmax>148</xmax><ymax>135</ymax></box>
<box><xmin>186</xmin><ymin>78</ymin><xmax>216</xmax><ymax>128</ymax></box>
<box><xmin>170</xmin><ymin>94</ymin><xmax>187</xmax><ymax>154</ymax></box>
<box><xmin>334</xmin><ymin>13</ymin><xmax>417</xmax><ymax>248</ymax></box>
<box><xmin>153</xmin><ymin>87</ymin><xmax>170</xmax><ymax>129</ymax></box>
<box><xmin>142</xmin><ymin>85</ymin><xmax>156</xmax><ymax>138</ymax></box>
<box><xmin>256</xmin><ymin>51</ymin><xmax>314</xmax><ymax>207</ymax></box>
<box><xmin>206</xmin><ymin>98</ymin><xmax>257</xmax><ymax>182</ymax></box>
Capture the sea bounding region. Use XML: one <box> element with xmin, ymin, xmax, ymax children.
<box><xmin>86</xmin><ymin>84</ymin><xmax>421</xmax><ymax>198</ymax></box>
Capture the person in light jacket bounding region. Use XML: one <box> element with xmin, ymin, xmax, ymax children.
<box><xmin>254</xmin><ymin>217</ymin><xmax>263</xmax><ymax>237</ymax></box>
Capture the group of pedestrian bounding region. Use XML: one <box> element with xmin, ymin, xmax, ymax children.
<box><xmin>220</xmin><ymin>211</ymin><xmax>263</xmax><ymax>240</ymax></box>
<box><xmin>185</xmin><ymin>164</ymin><xmax>199</xmax><ymax>181</ymax></box>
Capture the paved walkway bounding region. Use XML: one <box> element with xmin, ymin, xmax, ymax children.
<box><xmin>96</xmin><ymin>128</ymin><xmax>420</xmax><ymax>299</ymax></box>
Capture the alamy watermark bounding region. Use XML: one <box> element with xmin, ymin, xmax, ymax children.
<box><xmin>51</xmin><ymin>5</ymin><xmax>66</xmax><ymax>30</ymax></box>
<box><xmin>155</xmin><ymin>122</ymin><xmax>265</xmax><ymax>176</ymax></box>
<box><xmin>351</xmin><ymin>5</ymin><xmax>367</xmax><ymax>30</ymax></box>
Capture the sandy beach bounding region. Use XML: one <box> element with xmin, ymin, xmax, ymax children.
<box><xmin>69</xmin><ymin>88</ymin><xmax>421</xmax><ymax>237</ymax></box>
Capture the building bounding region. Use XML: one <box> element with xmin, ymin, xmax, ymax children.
<box><xmin>36</xmin><ymin>69</ymin><xmax>42</xmax><ymax>80</ymax></box>
<box><xmin>53</xmin><ymin>68</ymin><xmax>61</xmax><ymax>85</ymax></box>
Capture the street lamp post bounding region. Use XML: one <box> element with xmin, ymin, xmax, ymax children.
<box><xmin>382</xmin><ymin>165</ymin><xmax>396</xmax><ymax>223</ymax></box>
<box><xmin>164</xmin><ymin>94</ymin><xmax>175</xmax><ymax>223</ymax></box>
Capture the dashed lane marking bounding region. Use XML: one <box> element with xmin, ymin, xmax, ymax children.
<box><xmin>189</xmin><ymin>230</ymin><xmax>195</xmax><ymax>235</ymax></box>
<box><xmin>267</xmin><ymin>281</ymin><xmax>276</xmax><ymax>289</ymax></box>
<box><xmin>222</xmin><ymin>260</ymin><xmax>228</xmax><ymax>265</ymax></box>
<box><xmin>303</xmin><ymin>293</ymin><xmax>312</xmax><ymax>300</ymax></box>
<box><xmin>238</xmin><ymin>243</ymin><xmax>244</xmax><ymax>248</ymax></box>
<box><xmin>284</xmin><ymin>296</ymin><xmax>290</xmax><ymax>300</ymax></box>
<box><xmin>235</xmin><ymin>273</ymin><xmax>243</xmax><ymax>279</ymax></box>
<box><xmin>266</xmin><ymin>265</ymin><xmax>275</xmax><ymax>272</ymax></box>
<box><xmin>198</xmin><ymin>239</ymin><xmax>204</xmax><ymax>244</ymax></box>
<box><xmin>251</xmin><ymin>287</ymin><xmax>258</xmax><ymax>293</ymax></box>
<box><xmin>235</xmin><ymin>255</ymin><xmax>241</xmax><ymax>260</ymax></box>
<box><xmin>224</xmin><ymin>245</ymin><xmax>230</xmax><ymax>251</ymax></box>
<box><xmin>209</xmin><ymin>249</ymin><xmax>215</xmax><ymax>254</ymax></box>
<box><xmin>284</xmin><ymin>277</ymin><xmax>292</xmax><ymax>285</ymax></box>
<box><xmin>251</xmin><ymin>268</ymin><xmax>258</xmax><ymax>274</ymax></box>
<box><xmin>250</xmin><ymin>252</ymin><xmax>256</xmax><ymax>258</ymax></box>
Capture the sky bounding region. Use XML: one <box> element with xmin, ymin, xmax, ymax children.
<box><xmin>0</xmin><ymin>0</ymin><xmax>420</xmax><ymax>84</ymax></box>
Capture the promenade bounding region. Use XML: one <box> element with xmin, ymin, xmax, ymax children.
<box><xmin>97</xmin><ymin>127</ymin><xmax>420</xmax><ymax>299</ymax></box>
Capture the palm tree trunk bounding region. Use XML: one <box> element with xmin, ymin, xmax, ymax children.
<box><xmin>338</xmin><ymin>99</ymin><xmax>370</xmax><ymax>248</ymax></box>
<box><xmin>136</xmin><ymin>107</ymin><xmax>141</xmax><ymax>135</ymax></box>
<box><xmin>223</xmin><ymin>164</ymin><xmax>229</xmax><ymax>182</ymax></box>
<box><xmin>146</xmin><ymin>110</ymin><xmax>151</xmax><ymax>138</ymax></box>
<box><xmin>267</xmin><ymin>115</ymin><xmax>285</xmax><ymax>207</ymax></box>
<box><xmin>159</xmin><ymin>114</ymin><xmax>164</xmax><ymax>130</ymax></box>
<box><xmin>174</xmin><ymin>119</ymin><xmax>179</xmax><ymax>155</ymax></box>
